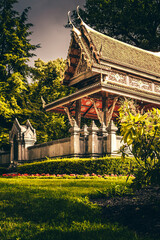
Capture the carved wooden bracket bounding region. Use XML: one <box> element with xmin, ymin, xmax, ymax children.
<box><xmin>90</xmin><ymin>99</ymin><xmax>104</xmax><ymax>125</ymax></box>
<box><xmin>106</xmin><ymin>97</ymin><xmax>118</xmax><ymax>127</ymax></box>
<box><xmin>64</xmin><ymin>107</ymin><xmax>75</xmax><ymax>127</ymax></box>
<box><xmin>91</xmin><ymin>97</ymin><xmax>118</xmax><ymax>127</ymax></box>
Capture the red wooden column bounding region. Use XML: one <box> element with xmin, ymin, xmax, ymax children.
<box><xmin>75</xmin><ymin>99</ymin><xmax>81</xmax><ymax>128</ymax></box>
<box><xmin>102</xmin><ymin>92</ymin><xmax>108</xmax><ymax>126</ymax></box>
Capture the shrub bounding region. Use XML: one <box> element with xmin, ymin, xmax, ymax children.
<box><xmin>17</xmin><ymin>156</ymin><xmax>139</xmax><ymax>176</ymax></box>
<box><xmin>0</xmin><ymin>167</ymin><xmax>7</xmax><ymax>175</ymax></box>
<box><xmin>119</xmin><ymin>99</ymin><xmax>160</xmax><ymax>187</ymax></box>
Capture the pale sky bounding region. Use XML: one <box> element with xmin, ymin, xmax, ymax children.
<box><xmin>15</xmin><ymin>0</ymin><xmax>160</xmax><ymax>67</ymax></box>
<box><xmin>15</xmin><ymin>0</ymin><xmax>85</xmax><ymax>66</ymax></box>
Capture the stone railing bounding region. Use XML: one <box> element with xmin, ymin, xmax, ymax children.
<box><xmin>69</xmin><ymin>120</ymin><xmax>122</xmax><ymax>157</ymax></box>
<box><xmin>0</xmin><ymin>120</ymin><xmax>123</xmax><ymax>165</ymax></box>
<box><xmin>27</xmin><ymin>137</ymin><xmax>71</xmax><ymax>163</ymax></box>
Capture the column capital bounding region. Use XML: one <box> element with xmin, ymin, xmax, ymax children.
<box><xmin>107</xmin><ymin>120</ymin><xmax>118</xmax><ymax>133</ymax></box>
<box><xmin>81</xmin><ymin>124</ymin><xmax>89</xmax><ymax>136</ymax></box>
<box><xmin>88</xmin><ymin>121</ymin><xmax>99</xmax><ymax>134</ymax></box>
<box><xmin>69</xmin><ymin>120</ymin><xmax>81</xmax><ymax>135</ymax></box>
<box><xmin>99</xmin><ymin>122</ymin><xmax>108</xmax><ymax>137</ymax></box>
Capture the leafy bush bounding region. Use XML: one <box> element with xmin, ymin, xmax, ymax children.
<box><xmin>119</xmin><ymin>99</ymin><xmax>160</xmax><ymax>188</ymax></box>
<box><xmin>17</xmin><ymin>156</ymin><xmax>138</xmax><ymax>176</ymax></box>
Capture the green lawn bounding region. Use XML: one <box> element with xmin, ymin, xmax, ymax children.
<box><xmin>0</xmin><ymin>177</ymin><xmax>155</xmax><ymax>240</ymax></box>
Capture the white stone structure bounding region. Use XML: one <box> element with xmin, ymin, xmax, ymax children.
<box><xmin>0</xmin><ymin>119</ymin><xmax>123</xmax><ymax>165</ymax></box>
<box><xmin>9</xmin><ymin>119</ymin><xmax>36</xmax><ymax>164</ymax></box>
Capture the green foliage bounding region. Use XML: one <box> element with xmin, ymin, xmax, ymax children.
<box><xmin>72</xmin><ymin>0</ymin><xmax>160</xmax><ymax>51</ymax></box>
<box><xmin>0</xmin><ymin>0</ymin><xmax>39</xmax><ymax>150</ymax></box>
<box><xmin>32</xmin><ymin>58</ymin><xmax>74</xmax><ymax>103</ymax></box>
<box><xmin>0</xmin><ymin>1</ymin><xmax>73</xmax><ymax>148</ymax></box>
<box><xmin>17</xmin><ymin>156</ymin><xmax>138</xmax><ymax>175</ymax></box>
<box><xmin>119</xmin><ymin>99</ymin><xmax>160</xmax><ymax>187</ymax></box>
<box><xmin>25</xmin><ymin>58</ymin><xmax>75</xmax><ymax>143</ymax></box>
<box><xmin>93</xmin><ymin>184</ymin><xmax>133</xmax><ymax>199</ymax></box>
<box><xmin>0</xmin><ymin>0</ymin><xmax>39</xmax><ymax>77</ymax></box>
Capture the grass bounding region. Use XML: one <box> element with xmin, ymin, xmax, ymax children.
<box><xmin>0</xmin><ymin>176</ymin><xmax>156</xmax><ymax>240</ymax></box>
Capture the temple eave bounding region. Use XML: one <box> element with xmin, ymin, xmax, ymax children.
<box><xmin>44</xmin><ymin>83</ymin><xmax>102</xmax><ymax>112</ymax></box>
<box><xmin>44</xmin><ymin>80</ymin><xmax>160</xmax><ymax>121</ymax></box>
<box><xmin>101</xmin><ymin>84</ymin><xmax>160</xmax><ymax>106</ymax></box>
<box><xmin>99</xmin><ymin>57</ymin><xmax>160</xmax><ymax>81</ymax></box>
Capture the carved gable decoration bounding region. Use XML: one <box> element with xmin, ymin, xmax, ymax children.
<box><xmin>9</xmin><ymin>119</ymin><xmax>36</xmax><ymax>143</ymax></box>
<box><xmin>63</xmin><ymin>19</ymin><xmax>160</xmax><ymax>89</ymax></box>
<box><xmin>9</xmin><ymin>118</ymin><xmax>25</xmax><ymax>141</ymax></box>
<box><xmin>74</xmin><ymin>54</ymin><xmax>91</xmax><ymax>76</ymax></box>
<box><xmin>63</xmin><ymin>36</ymin><xmax>81</xmax><ymax>84</ymax></box>
<box><xmin>63</xmin><ymin>25</ymin><xmax>100</xmax><ymax>85</ymax></box>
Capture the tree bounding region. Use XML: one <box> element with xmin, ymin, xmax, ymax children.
<box><xmin>26</xmin><ymin>58</ymin><xmax>75</xmax><ymax>143</ymax></box>
<box><xmin>119</xmin><ymin>99</ymin><xmax>160</xmax><ymax>187</ymax></box>
<box><xmin>32</xmin><ymin>58</ymin><xmax>73</xmax><ymax>103</ymax></box>
<box><xmin>0</xmin><ymin>0</ymin><xmax>39</xmax><ymax>150</ymax></box>
<box><xmin>71</xmin><ymin>0</ymin><xmax>160</xmax><ymax>51</ymax></box>
<box><xmin>0</xmin><ymin>0</ymin><xmax>39</xmax><ymax>79</ymax></box>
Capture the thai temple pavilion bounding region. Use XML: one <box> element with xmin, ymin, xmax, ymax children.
<box><xmin>43</xmin><ymin>15</ymin><xmax>160</xmax><ymax>158</ymax></box>
<box><xmin>45</xmin><ymin>16</ymin><xmax>160</xmax><ymax>121</ymax></box>
<box><xmin>2</xmin><ymin>13</ymin><xmax>160</xmax><ymax>165</ymax></box>
<box><xmin>44</xmin><ymin>16</ymin><xmax>160</xmax><ymax>156</ymax></box>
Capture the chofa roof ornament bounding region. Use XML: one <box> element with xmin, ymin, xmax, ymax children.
<box><xmin>68</xmin><ymin>11</ymin><xmax>75</xmax><ymax>29</ymax></box>
<box><xmin>77</xmin><ymin>6</ymin><xmax>83</xmax><ymax>24</ymax></box>
<box><xmin>68</xmin><ymin>11</ymin><xmax>81</xmax><ymax>36</ymax></box>
<box><xmin>76</xmin><ymin>5</ymin><xmax>95</xmax><ymax>32</ymax></box>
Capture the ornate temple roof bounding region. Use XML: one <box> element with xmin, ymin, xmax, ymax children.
<box><xmin>88</xmin><ymin>26</ymin><xmax>160</xmax><ymax>76</ymax></box>
<box><xmin>44</xmin><ymin>16</ymin><xmax>160</xmax><ymax>121</ymax></box>
<box><xmin>64</xmin><ymin>21</ymin><xmax>160</xmax><ymax>86</ymax></box>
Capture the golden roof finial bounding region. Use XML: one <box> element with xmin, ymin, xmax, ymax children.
<box><xmin>76</xmin><ymin>6</ymin><xmax>93</xmax><ymax>31</ymax></box>
<box><xmin>77</xmin><ymin>6</ymin><xmax>83</xmax><ymax>24</ymax></box>
<box><xmin>68</xmin><ymin>11</ymin><xmax>74</xmax><ymax>29</ymax></box>
<box><xmin>68</xmin><ymin>11</ymin><xmax>81</xmax><ymax>35</ymax></box>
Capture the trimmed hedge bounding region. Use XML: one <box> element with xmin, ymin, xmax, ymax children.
<box><xmin>17</xmin><ymin>157</ymin><xmax>139</xmax><ymax>176</ymax></box>
<box><xmin>0</xmin><ymin>167</ymin><xmax>7</xmax><ymax>175</ymax></box>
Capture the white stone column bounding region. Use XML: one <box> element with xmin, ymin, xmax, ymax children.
<box><xmin>81</xmin><ymin>124</ymin><xmax>89</xmax><ymax>155</ymax></box>
<box><xmin>88</xmin><ymin>121</ymin><xmax>99</xmax><ymax>157</ymax></box>
<box><xmin>69</xmin><ymin>121</ymin><xmax>81</xmax><ymax>157</ymax></box>
<box><xmin>99</xmin><ymin>122</ymin><xmax>108</xmax><ymax>155</ymax></box>
<box><xmin>17</xmin><ymin>139</ymin><xmax>22</xmax><ymax>163</ymax></box>
<box><xmin>107</xmin><ymin>120</ymin><xmax>118</xmax><ymax>155</ymax></box>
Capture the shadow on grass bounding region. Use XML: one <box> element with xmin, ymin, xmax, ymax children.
<box><xmin>90</xmin><ymin>187</ymin><xmax>160</xmax><ymax>239</ymax></box>
<box><xmin>1</xmin><ymin>190</ymin><xmax>98</xmax><ymax>224</ymax></box>
<box><xmin>102</xmin><ymin>201</ymin><xmax>160</xmax><ymax>238</ymax></box>
<box><xmin>0</xmin><ymin>181</ymin><xmax>155</xmax><ymax>240</ymax></box>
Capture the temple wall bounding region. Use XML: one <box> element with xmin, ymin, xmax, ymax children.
<box><xmin>27</xmin><ymin>138</ymin><xmax>71</xmax><ymax>162</ymax></box>
<box><xmin>0</xmin><ymin>120</ymin><xmax>124</xmax><ymax>166</ymax></box>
